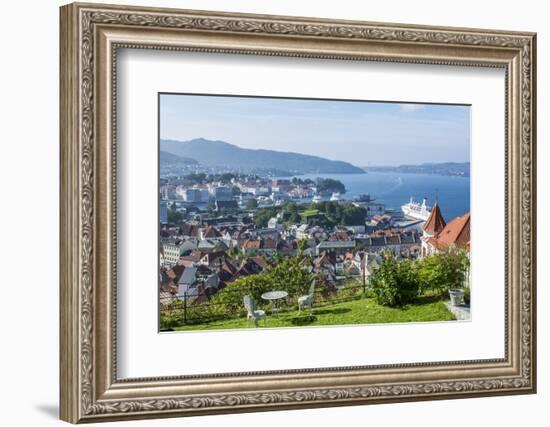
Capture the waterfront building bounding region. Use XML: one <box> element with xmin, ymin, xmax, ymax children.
<box><xmin>160</xmin><ymin>183</ymin><xmax>176</xmax><ymax>200</ymax></box>
<box><xmin>215</xmin><ymin>200</ymin><xmax>239</xmax><ymax>211</ymax></box>
<box><xmin>199</xmin><ymin>189</ymin><xmax>210</xmax><ymax>203</ymax></box>
<box><xmin>353</xmin><ymin>197</ymin><xmax>385</xmax><ymax>218</ymax></box>
<box><xmin>183</xmin><ymin>188</ymin><xmax>202</xmax><ymax>202</ymax></box>
<box><xmin>160</xmin><ymin>201</ymin><xmax>168</xmax><ymax>224</ymax></box>
<box><xmin>212</xmin><ymin>186</ymin><xmax>233</xmax><ymax>201</ymax></box>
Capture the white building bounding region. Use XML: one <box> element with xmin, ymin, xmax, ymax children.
<box><xmin>161</xmin><ymin>239</ymin><xmax>197</xmax><ymax>266</ymax></box>
<box><xmin>353</xmin><ymin>200</ymin><xmax>385</xmax><ymax>217</ymax></box>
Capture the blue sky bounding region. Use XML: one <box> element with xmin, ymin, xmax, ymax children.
<box><xmin>160</xmin><ymin>94</ymin><xmax>470</xmax><ymax>166</ymax></box>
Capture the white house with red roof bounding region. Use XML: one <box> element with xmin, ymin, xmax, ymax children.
<box><xmin>421</xmin><ymin>203</ymin><xmax>470</xmax><ymax>257</ymax></box>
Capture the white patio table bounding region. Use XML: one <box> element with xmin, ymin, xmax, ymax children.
<box><xmin>261</xmin><ymin>290</ymin><xmax>289</xmax><ymax>314</ymax></box>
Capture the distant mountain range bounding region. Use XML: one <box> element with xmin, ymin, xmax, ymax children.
<box><xmin>365</xmin><ymin>162</ymin><xmax>470</xmax><ymax>177</ymax></box>
<box><xmin>160</xmin><ymin>150</ymin><xmax>199</xmax><ymax>166</ymax></box>
<box><xmin>160</xmin><ymin>138</ymin><xmax>365</xmax><ymax>174</ymax></box>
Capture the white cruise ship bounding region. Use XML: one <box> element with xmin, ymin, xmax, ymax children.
<box><xmin>401</xmin><ymin>197</ymin><xmax>431</xmax><ymax>221</ymax></box>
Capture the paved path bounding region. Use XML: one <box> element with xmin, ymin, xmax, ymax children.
<box><xmin>445</xmin><ymin>301</ymin><xmax>471</xmax><ymax>321</ymax></box>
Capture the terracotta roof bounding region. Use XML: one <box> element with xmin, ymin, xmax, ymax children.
<box><xmin>202</xmin><ymin>225</ymin><xmax>222</xmax><ymax>238</ymax></box>
<box><xmin>261</xmin><ymin>238</ymin><xmax>277</xmax><ymax>249</ymax></box>
<box><xmin>428</xmin><ymin>212</ymin><xmax>470</xmax><ymax>250</ymax></box>
<box><xmin>221</xmin><ymin>259</ymin><xmax>239</xmax><ymax>275</ymax></box>
<box><xmin>315</xmin><ymin>252</ymin><xmax>335</xmax><ymax>268</ymax></box>
<box><xmin>160</xmin><ymin>283</ymin><xmax>178</xmax><ymax>295</ymax></box>
<box><xmin>423</xmin><ymin>203</ymin><xmax>446</xmax><ymax>235</ymax></box>
<box><xmin>330</xmin><ymin>231</ymin><xmax>351</xmax><ymax>241</ymax></box>
<box><xmin>251</xmin><ymin>256</ymin><xmax>270</xmax><ymax>270</ymax></box>
<box><xmin>166</xmin><ymin>265</ymin><xmax>185</xmax><ymax>281</ymax></box>
<box><xmin>180</xmin><ymin>224</ymin><xmax>200</xmax><ymax>237</ymax></box>
<box><xmin>242</xmin><ymin>239</ymin><xmax>261</xmax><ymax>250</ymax></box>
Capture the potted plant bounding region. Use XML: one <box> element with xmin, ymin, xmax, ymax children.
<box><xmin>448</xmin><ymin>288</ymin><xmax>464</xmax><ymax>306</ymax></box>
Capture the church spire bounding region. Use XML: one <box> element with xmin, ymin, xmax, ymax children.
<box><xmin>422</xmin><ymin>203</ymin><xmax>446</xmax><ymax>236</ymax></box>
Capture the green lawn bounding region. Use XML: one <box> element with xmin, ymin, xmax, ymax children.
<box><xmin>172</xmin><ymin>297</ymin><xmax>455</xmax><ymax>331</ymax></box>
<box><xmin>299</xmin><ymin>209</ymin><xmax>320</xmax><ymax>217</ymax></box>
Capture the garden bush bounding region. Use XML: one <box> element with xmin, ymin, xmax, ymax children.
<box><xmin>416</xmin><ymin>248</ymin><xmax>470</xmax><ymax>296</ymax></box>
<box><xmin>370</xmin><ymin>254</ymin><xmax>420</xmax><ymax>307</ymax></box>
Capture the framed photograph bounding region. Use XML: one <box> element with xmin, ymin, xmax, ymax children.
<box><xmin>60</xmin><ymin>2</ymin><xmax>537</xmax><ymax>423</ymax></box>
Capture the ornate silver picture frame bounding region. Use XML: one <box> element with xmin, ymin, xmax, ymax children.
<box><xmin>60</xmin><ymin>2</ymin><xmax>536</xmax><ymax>423</ymax></box>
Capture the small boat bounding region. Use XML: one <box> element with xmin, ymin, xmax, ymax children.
<box><xmin>330</xmin><ymin>192</ymin><xmax>342</xmax><ymax>202</ymax></box>
<box><xmin>312</xmin><ymin>195</ymin><xmax>323</xmax><ymax>203</ymax></box>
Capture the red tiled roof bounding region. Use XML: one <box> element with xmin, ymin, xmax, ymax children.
<box><xmin>428</xmin><ymin>212</ymin><xmax>470</xmax><ymax>250</ymax></box>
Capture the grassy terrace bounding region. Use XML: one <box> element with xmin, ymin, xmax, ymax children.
<box><xmin>172</xmin><ymin>296</ymin><xmax>455</xmax><ymax>331</ymax></box>
<box><xmin>299</xmin><ymin>209</ymin><xmax>320</xmax><ymax>217</ymax></box>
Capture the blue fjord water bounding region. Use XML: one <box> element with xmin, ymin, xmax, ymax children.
<box><xmin>294</xmin><ymin>171</ymin><xmax>470</xmax><ymax>221</ymax></box>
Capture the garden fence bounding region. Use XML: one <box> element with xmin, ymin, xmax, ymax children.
<box><xmin>160</xmin><ymin>283</ymin><xmax>367</xmax><ymax>329</ymax></box>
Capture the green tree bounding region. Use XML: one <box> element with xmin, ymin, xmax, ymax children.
<box><xmin>370</xmin><ymin>253</ymin><xmax>420</xmax><ymax>307</ymax></box>
<box><xmin>167</xmin><ymin>208</ymin><xmax>183</xmax><ymax>224</ymax></box>
<box><xmin>245</xmin><ymin>198</ymin><xmax>258</xmax><ymax>209</ymax></box>
<box><xmin>212</xmin><ymin>255</ymin><xmax>314</xmax><ymax>314</ymax></box>
<box><xmin>185</xmin><ymin>173</ymin><xmax>206</xmax><ymax>184</ymax></box>
<box><xmin>265</xmin><ymin>256</ymin><xmax>312</xmax><ymax>297</ymax></box>
<box><xmin>297</xmin><ymin>238</ymin><xmax>309</xmax><ymax>254</ymax></box>
<box><xmin>417</xmin><ymin>249</ymin><xmax>470</xmax><ymax>295</ymax></box>
<box><xmin>284</xmin><ymin>203</ymin><xmax>301</xmax><ymax>224</ymax></box>
<box><xmin>254</xmin><ymin>207</ymin><xmax>279</xmax><ymax>228</ymax></box>
<box><xmin>219</xmin><ymin>173</ymin><xmax>235</xmax><ymax>184</ymax></box>
<box><xmin>316</xmin><ymin>178</ymin><xmax>346</xmax><ymax>195</ymax></box>
<box><xmin>340</xmin><ymin>205</ymin><xmax>367</xmax><ymax>225</ymax></box>
<box><xmin>212</xmin><ymin>274</ymin><xmax>273</xmax><ymax>313</ymax></box>
<box><xmin>205</xmin><ymin>203</ymin><xmax>215</xmax><ymax>213</ymax></box>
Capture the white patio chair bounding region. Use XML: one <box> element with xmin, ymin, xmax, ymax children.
<box><xmin>298</xmin><ymin>280</ymin><xmax>316</xmax><ymax>312</ymax></box>
<box><xmin>243</xmin><ymin>295</ymin><xmax>267</xmax><ymax>327</ymax></box>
